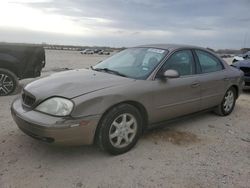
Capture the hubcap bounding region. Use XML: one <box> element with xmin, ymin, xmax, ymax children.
<box><xmin>223</xmin><ymin>90</ymin><xmax>234</xmax><ymax>112</ymax></box>
<box><xmin>0</xmin><ymin>73</ymin><xmax>14</xmax><ymax>96</ymax></box>
<box><xmin>109</xmin><ymin>113</ymin><xmax>137</xmax><ymax>148</ymax></box>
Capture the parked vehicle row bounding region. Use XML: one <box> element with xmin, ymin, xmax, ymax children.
<box><xmin>11</xmin><ymin>44</ymin><xmax>244</xmax><ymax>155</ymax></box>
<box><xmin>219</xmin><ymin>54</ymin><xmax>233</xmax><ymax>58</ymax></box>
<box><xmin>0</xmin><ymin>44</ymin><xmax>45</xmax><ymax>96</ymax></box>
<box><xmin>80</xmin><ymin>49</ymin><xmax>111</xmax><ymax>55</ymax></box>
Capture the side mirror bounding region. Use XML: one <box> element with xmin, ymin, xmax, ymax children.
<box><xmin>163</xmin><ymin>69</ymin><xmax>180</xmax><ymax>78</ymax></box>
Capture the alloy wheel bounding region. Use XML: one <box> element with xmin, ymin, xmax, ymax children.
<box><xmin>0</xmin><ymin>73</ymin><xmax>14</xmax><ymax>96</ymax></box>
<box><xmin>223</xmin><ymin>90</ymin><xmax>234</xmax><ymax>112</ymax></box>
<box><xmin>109</xmin><ymin>113</ymin><xmax>138</xmax><ymax>148</ymax></box>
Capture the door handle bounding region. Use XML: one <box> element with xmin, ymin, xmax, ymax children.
<box><xmin>191</xmin><ymin>82</ymin><xmax>200</xmax><ymax>88</ymax></box>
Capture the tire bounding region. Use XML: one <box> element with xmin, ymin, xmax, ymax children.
<box><xmin>0</xmin><ymin>68</ymin><xmax>18</xmax><ymax>96</ymax></box>
<box><xmin>214</xmin><ymin>87</ymin><xmax>236</xmax><ymax>116</ymax></box>
<box><xmin>97</xmin><ymin>104</ymin><xmax>143</xmax><ymax>155</ymax></box>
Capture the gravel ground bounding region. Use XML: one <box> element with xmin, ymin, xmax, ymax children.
<box><xmin>0</xmin><ymin>50</ymin><xmax>249</xmax><ymax>188</ymax></box>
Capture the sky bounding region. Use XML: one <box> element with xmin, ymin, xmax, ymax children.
<box><xmin>0</xmin><ymin>0</ymin><xmax>250</xmax><ymax>49</ymax></box>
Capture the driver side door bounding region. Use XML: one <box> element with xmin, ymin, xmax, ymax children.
<box><xmin>149</xmin><ymin>50</ymin><xmax>201</xmax><ymax>123</ymax></box>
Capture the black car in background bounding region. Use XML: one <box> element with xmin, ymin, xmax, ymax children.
<box><xmin>231</xmin><ymin>59</ymin><xmax>250</xmax><ymax>88</ymax></box>
<box><xmin>0</xmin><ymin>44</ymin><xmax>45</xmax><ymax>96</ymax></box>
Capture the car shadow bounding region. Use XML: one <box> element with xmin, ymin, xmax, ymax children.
<box><xmin>29</xmin><ymin>138</ymin><xmax>108</xmax><ymax>157</ymax></box>
<box><xmin>141</xmin><ymin>108</ymin><xmax>236</xmax><ymax>145</ymax></box>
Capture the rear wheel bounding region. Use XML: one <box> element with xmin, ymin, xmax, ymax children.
<box><xmin>97</xmin><ymin>104</ymin><xmax>143</xmax><ymax>155</ymax></box>
<box><xmin>0</xmin><ymin>68</ymin><xmax>18</xmax><ymax>96</ymax></box>
<box><xmin>214</xmin><ymin>87</ymin><xmax>236</xmax><ymax>116</ymax></box>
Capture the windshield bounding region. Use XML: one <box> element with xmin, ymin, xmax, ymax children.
<box><xmin>93</xmin><ymin>47</ymin><xmax>168</xmax><ymax>79</ymax></box>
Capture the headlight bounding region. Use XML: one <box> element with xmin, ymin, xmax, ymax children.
<box><xmin>36</xmin><ymin>97</ymin><xmax>74</xmax><ymax>116</ymax></box>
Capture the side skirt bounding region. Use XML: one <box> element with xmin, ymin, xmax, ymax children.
<box><xmin>146</xmin><ymin>107</ymin><xmax>216</xmax><ymax>131</ymax></box>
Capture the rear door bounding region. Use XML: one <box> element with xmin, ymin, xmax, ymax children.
<box><xmin>194</xmin><ymin>50</ymin><xmax>227</xmax><ymax>110</ymax></box>
<box><xmin>150</xmin><ymin>49</ymin><xmax>201</xmax><ymax>123</ymax></box>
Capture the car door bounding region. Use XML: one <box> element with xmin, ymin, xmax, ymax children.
<box><xmin>194</xmin><ymin>50</ymin><xmax>227</xmax><ymax>110</ymax></box>
<box><xmin>149</xmin><ymin>50</ymin><xmax>201</xmax><ymax>123</ymax></box>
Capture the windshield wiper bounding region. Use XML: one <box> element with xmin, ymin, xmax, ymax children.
<box><xmin>90</xmin><ymin>66</ymin><xmax>127</xmax><ymax>78</ymax></box>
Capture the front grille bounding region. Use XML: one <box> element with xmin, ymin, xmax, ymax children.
<box><xmin>22</xmin><ymin>92</ymin><xmax>36</xmax><ymax>107</ymax></box>
<box><xmin>245</xmin><ymin>82</ymin><xmax>250</xmax><ymax>86</ymax></box>
<box><xmin>240</xmin><ymin>67</ymin><xmax>250</xmax><ymax>76</ymax></box>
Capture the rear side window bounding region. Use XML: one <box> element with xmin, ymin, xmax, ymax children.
<box><xmin>195</xmin><ymin>50</ymin><xmax>223</xmax><ymax>73</ymax></box>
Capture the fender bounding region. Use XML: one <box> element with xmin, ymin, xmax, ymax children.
<box><xmin>0</xmin><ymin>53</ymin><xmax>21</xmax><ymax>77</ymax></box>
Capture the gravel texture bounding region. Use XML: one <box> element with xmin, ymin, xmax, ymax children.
<box><xmin>0</xmin><ymin>50</ymin><xmax>249</xmax><ymax>188</ymax></box>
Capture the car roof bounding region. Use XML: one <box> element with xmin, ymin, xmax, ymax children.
<box><xmin>136</xmin><ymin>44</ymin><xmax>206</xmax><ymax>52</ymax></box>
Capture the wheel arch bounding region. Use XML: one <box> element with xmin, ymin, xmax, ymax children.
<box><xmin>230</xmin><ymin>85</ymin><xmax>239</xmax><ymax>99</ymax></box>
<box><xmin>0</xmin><ymin>61</ymin><xmax>19</xmax><ymax>78</ymax></box>
<box><xmin>94</xmin><ymin>100</ymin><xmax>149</xmax><ymax>143</ymax></box>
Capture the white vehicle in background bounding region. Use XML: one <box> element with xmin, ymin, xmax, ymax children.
<box><xmin>80</xmin><ymin>49</ymin><xmax>94</xmax><ymax>55</ymax></box>
<box><xmin>98</xmin><ymin>50</ymin><xmax>110</xmax><ymax>55</ymax></box>
<box><xmin>232</xmin><ymin>51</ymin><xmax>250</xmax><ymax>63</ymax></box>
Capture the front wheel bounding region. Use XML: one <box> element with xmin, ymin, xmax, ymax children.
<box><xmin>214</xmin><ymin>87</ymin><xmax>236</xmax><ymax>116</ymax></box>
<box><xmin>97</xmin><ymin>104</ymin><xmax>143</xmax><ymax>155</ymax></box>
<box><xmin>0</xmin><ymin>68</ymin><xmax>18</xmax><ymax>96</ymax></box>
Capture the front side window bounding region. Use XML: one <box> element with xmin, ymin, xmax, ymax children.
<box><xmin>94</xmin><ymin>48</ymin><xmax>168</xmax><ymax>79</ymax></box>
<box><xmin>160</xmin><ymin>50</ymin><xmax>195</xmax><ymax>76</ymax></box>
<box><xmin>195</xmin><ymin>50</ymin><xmax>223</xmax><ymax>73</ymax></box>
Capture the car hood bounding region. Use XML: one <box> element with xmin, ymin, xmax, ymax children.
<box><xmin>232</xmin><ymin>60</ymin><xmax>250</xmax><ymax>68</ymax></box>
<box><xmin>24</xmin><ymin>69</ymin><xmax>134</xmax><ymax>100</ymax></box>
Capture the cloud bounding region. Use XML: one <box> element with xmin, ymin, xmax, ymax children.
<box><xmin>0</xmin><ymin>0</ymin><xmax>250</xmax><ymax>48</ymax></box>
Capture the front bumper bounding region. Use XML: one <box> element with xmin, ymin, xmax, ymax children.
<box><xmin>11</xmin><ymin>98</ymin><xmax>101</xmax><ymax>145</ymax></box>
<box><xmin>243</xmin><ymin>75</ymin><xmax>250</xmax><ymax>87</ymax></box>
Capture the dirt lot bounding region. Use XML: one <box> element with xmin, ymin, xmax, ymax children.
<box><xmin>0</xmin><ymin>50</ymin><xmax>249</xmax><ymax>188</ymax></box>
